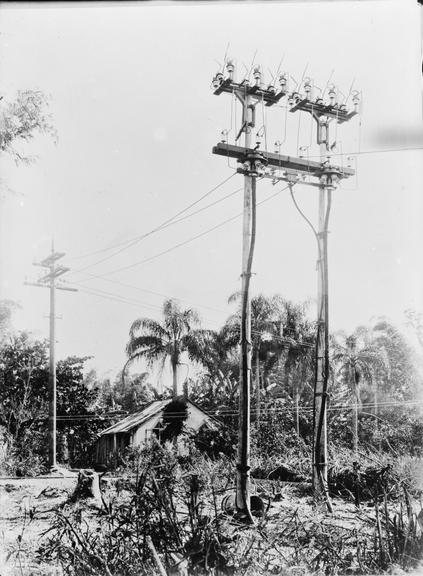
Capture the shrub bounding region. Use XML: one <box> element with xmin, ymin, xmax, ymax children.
<box><xmin>40</xmin><ymin>443</ymin><xmax>238</xmax><ymax>575</ymax></box>
<box><xmin>191</xmin><ymin>425</ymin><xmax>237</xmax><ymax>460</ymax></box>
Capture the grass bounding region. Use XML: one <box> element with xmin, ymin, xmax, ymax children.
<box><xmin>32</xmin><ymin>442</ymin><xmax>423</xmax><ymax>575</ymax></box>
<box><xmin>1</xmin><ymin>439</ymin><xmax>423</xmax><ymax>575</ymax></box>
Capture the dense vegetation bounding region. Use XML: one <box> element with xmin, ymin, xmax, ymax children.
<box><xmin>1</xmin><ymin>297</ymin><xmax>422</xmax><ymax>473</ymax></box>
<box><xmin>1</xmin><ymin>297</ymin><xmax>423</xmax><ymax>574</ymax></box>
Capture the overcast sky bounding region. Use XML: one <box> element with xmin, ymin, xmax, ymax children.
<box><xmin>0</xmin><ymin>0</ymin><xmax>422</xmax><ymax>385</ymax></box>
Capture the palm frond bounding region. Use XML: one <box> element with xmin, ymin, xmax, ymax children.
<box><xmin>129</xmin><ymin>317</ymin><xmax>168</xmax><ymax>340</ymax></box>
<box><xmin>126</xmin><ymin>335</ymin><xmax>165</xmax><ymax>358</ymax></box>
<box><xmin>182</xmin><ymin>308</ymin><xmax>200</xmax><ymax>329</ymax></box>
<box><xmin>228</xmin><ymin>291</ymin><xmax>242</xmax><ymax>305</ymax></box>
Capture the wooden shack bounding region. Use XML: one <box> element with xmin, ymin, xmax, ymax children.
<box><xmin>95</xmin><ymin>399</ymin><xmax>219</xmax><ymax>466</ymax></box>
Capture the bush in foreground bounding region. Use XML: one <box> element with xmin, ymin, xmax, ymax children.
<box><xmin>36</xmin><ymin>441</ymin><xmax>423</xmax><ymax>575</ymax></box>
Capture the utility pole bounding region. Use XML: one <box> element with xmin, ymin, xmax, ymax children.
<box><xmin>288</xmin><ymin>82</ymin><xmax>359</xmax><ymax>506</ymax></box>
<box><xmin>212</xmin><ymin>61</ymin><xmax>358</xmax><ymax>513</ymax></box>
<box><xmin>212</xmin><ymin>62</ymin><xmax>286</xmax><ymax>522</ymax></box>
<box><xmin>25</xmin><ymin>243</ymin><xmax>77</xmax><ymax>471</ymax></box>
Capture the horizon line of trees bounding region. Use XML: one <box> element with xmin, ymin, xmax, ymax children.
<box><xmin>0</xmin><ymin>295</ymin><xmax>422</xmax><ymax>474</ymax></box>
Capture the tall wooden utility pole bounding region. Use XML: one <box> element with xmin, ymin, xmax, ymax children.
<box><xmin>238</xmin><ymin>88</ymin><xmax>254</xmax><ymax>523</ymax></box>
<box><xmin>212</xmin><ymin>62</ymin><xmax>286</xmax><ymax>522</ymax></box>
<box><xmin>315</xmin><ymin>117</ymin><xmax>332</xmax><ymax>504</ymax></box>
<box><xmin>25</xmin><ymin>243</ymin><xmax>77</xmax><ymax>471</ymax></box>
<box><xmin>289</xmin><ymin>83</ymin><xmax>359</xmax><ymax>505</ymax></box>
<box><xmin>212</xmin><ymin>63</ymin><xmax>358</xmax><ymax>513</ymax></box>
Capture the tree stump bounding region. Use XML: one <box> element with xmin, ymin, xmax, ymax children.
<box><xmin>70</xmin><ymin>469</ymin><xmax>102</xmax><ymax>507</ymax></box>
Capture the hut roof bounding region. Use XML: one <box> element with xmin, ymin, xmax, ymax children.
<box><xmin>98</xmin><ymin>399</ymin><xmax>220</xmax><ymax>437</ymax></box>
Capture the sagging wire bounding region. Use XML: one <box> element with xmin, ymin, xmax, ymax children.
<box><xmin>68</xmin><ymin>182</ymin><xmax>244</xmax><ymax>280</ymax></box>
<box><xmin>288</xmin><ymin>183</ymin><xmax>319</xmax><ymax>250</ymax></box>
<box><xmin>68</xmin><ymin>172</ymin><xmax>237</xmax><ymax>265</ymax></box>
<box><xmin>81</xmin><ymin>179</ymin><xmax>283</xmax><ymax>279</ymax></box>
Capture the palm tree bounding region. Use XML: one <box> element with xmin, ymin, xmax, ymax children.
<box><xmin>332</xmin><ymin>327</ymin><xmax>389</xmax><ymax>455</ymax></box>
<box><xmin>271</xmin><ymin>298</ymin><xmax>315</xmax><ymax>433</ymax></box>
<box><xmin>185</xmin><ymin>324</ymin><xmax>237</xmax><ymax>384</ymax></box>
<box><xmin>126</xmin><ymin>299</ymin><xmax>200</xmax><ymax>397</ymax></box>
<box><xmin>372</xmin><ymin>319</ymin><xmax>415</xmax><ymax>401</ymax></box>
<box><xmin>226</xmin><ymin>293</ymin><xmax>315</xmax><ymax>425</ymax></box>
<box><xmin>227</xmin><ymin>293</ymin><xmax>286</xmax><ymax>419</ymax></box>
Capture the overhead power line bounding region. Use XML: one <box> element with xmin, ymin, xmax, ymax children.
<box><xmin>75</xmin><ymin>285</ymin><xmax>166</xmax><ymax>313</ymax></box>
<box><xmin>66</xmin><ymin>143</ymin><xmax>423</xmax><ymax>278</ymax></box>
<box><xmin>69</xmin><ymin>182</ymin><xmax>243</xmax><ymax>277</ymax></box>
<box><xmin>68</xmin><ymin>172</ymin><xmax>237</xmax><ymax>265</ymax></box>
<box><xmin>66</xmin><ymin>280</ymin><xmax>314</xmax><ymax>349</ymax></box>
<box><xmin>50</xmin><ymin>399</ymin><xmax>423</xmax><ymax>422</ymax></box>
<box><xmin>66</xmin><ymin>274</ymin><xmax>230</xmax><ymax>316</ymax></box>
<box><xmin>300</xmin><ymin>144</ymin><xmax>423</xmax><ymax>161</ymax></box>
<box><xmin>74</xmin><ymin>184</ymin><xmax>290</xmax><ymax>280</ymax></box>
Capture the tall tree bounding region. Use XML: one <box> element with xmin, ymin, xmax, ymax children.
<box><xmin>372</xmin><ymin>318</ymin><xmax>421</xmax><ymax>400</ymax></box>
<box><xmin>97</xmin><ymin>371</ymin><xmax>158</xmax><ymax>413</ymax></box>
<box><xmin>126</xmin><ymin>299</ymin><xmax>200</xmax><ymax>397</ymax></box>
<box><xmin>227</xmin><ymin>293</ymin><xmax>283</xmax><ymax>418</ymax></box>
<box><xmin>332</xmin><ymin>327</ymin><xmax>389</xmax><ymax>455</ymax></box>
<box><xmin>226</xmin><ymin>293</ymin><xmax>315</xmax><ymax>428</ymax></box>
<box><xmin>0</xmin><ymin>332</ymin><xmax>48</xmax><ymax>446</ymax></box>
<box><xmin>186</xmin><ymin>324</ymin><xmax>237</xmax><ymax>377</ymax></box>
<box><xmin>186</xmin><ymin>325</ymin><xmax>240</xmax><ymax>413</ymax></box>
<box><xmin>0</xmin><ymin>332</ymin><xmax>102</xmax><ymax>470</ymax></box>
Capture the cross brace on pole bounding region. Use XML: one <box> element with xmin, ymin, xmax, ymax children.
<box><xmin>212</xmin><ymin>142</ymin><xmax>355</xmax><ymax>180</ymax></box>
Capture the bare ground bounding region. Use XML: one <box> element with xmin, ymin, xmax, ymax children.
<box><xmin>0</xmin><ymin>474</ymin><xmax>77</xmax><ymax>576</ymax></box>
<box><xmin>0</xmin><ymin>475</ymin><xmax>422</xmax><ymax>576</ymax></box>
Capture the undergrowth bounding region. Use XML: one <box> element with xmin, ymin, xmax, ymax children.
<box><xmin>33</xmin><ymin>439</ymin><xmax>423</xmax><ymax>575</ymax></box>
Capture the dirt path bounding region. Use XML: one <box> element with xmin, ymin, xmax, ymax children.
<box><xmin>0</xmin><ymin>474</ymin><xmax>77</xmax><ymax>576</ymax></box>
